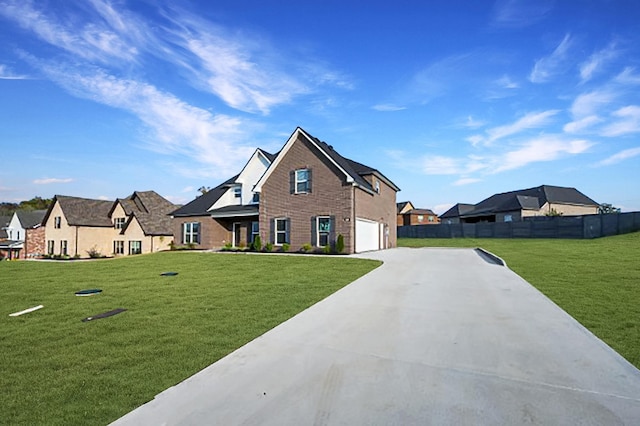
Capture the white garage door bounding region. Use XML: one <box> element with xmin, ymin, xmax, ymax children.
<box><xmin>355</xmin><ymin>218</ymin><xmax>380</xmax><ymax>253</ymax></box>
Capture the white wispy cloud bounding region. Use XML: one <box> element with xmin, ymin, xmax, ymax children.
<box><xmin>35</xmin><ymin>60</ymin><xmax>254</xmax><ymax>177</ymax></box>
<box><xmin>491</xmin><ymin>0</ymin><xmax>554</xmax><ymax>28</ymax></box>
<box><xmin>471</xmin><ymin>110</ymin><xmax>560</xmax><ymax>146</ymax></box>
<box><xmin>615</xmin><ymin>67</ymin><xmax>640</xmax><ymax>85</ymax></box>
<box><xmin>463</xmin><ymin>116</ymin><xmax>486</xmax><ymax>129</ymax></box>
<box><xmin>372</xmin><ymin>104</ymin><xmax>406</xmax><ymax>112</ymax></box>
<box><xmin>494</xmin><ymin>136</ymin><xmax>592</xmax><ymax>172</ymax></box>
<box><xmin>569</xmin><ymin>89</ymin><xmax>616</xmax><ymax>118</ymax></box>
<box><xmin>33</xmin><ymin>178</ymin><xmax>73</xmax><ymax>184</ymax></box>
<box><xmin>600</xmin><ymin>105</ymin><xmax>640</xmax><ymax>136</ymax></box>
<box><xmin>579</xmin><ymin>41</ymin><xmax>620</xmax><ymax>83</ymax></box>
<box><xmin>0</xmin><ymin>0</ymin><xmax>140</xmax><ymax>64</ymax></box>
<box><xmin>529</xmin><ymin>34</ymin><xmax>573</xmax><ymax>83</ymax></box>
<box><xmin>598</xmin><ymin>146</ymin><xmax>640</xmax><ymax>166</ymax></box>
<box><xmin>0</xmin><ymin>64</ymin><xmax>28</xmax><ymax>79</ymax></box>
<box><xmin>453</xmin><ymin>178</ymin><xmax>481</xmax><ymax>186</ymax></box>
<box><xmin>563</xmin><ymin>115</ymin><xmax>602</xmax><ymax>134</ymax></box>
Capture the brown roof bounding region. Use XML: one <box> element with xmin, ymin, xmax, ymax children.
<box><xmin>50</xmin><ymin>196</ymin><xmax>114</xmax><ymax>227</ymax></box>
<box><xmin>119</xmin><ymin>191</ymin><xmax>177</xmax><ymax>236</ymax></box>
<box><xmin>405</xmin><ymin>208</ymin><xmax>437</xmax><ymax>216</ymax></box>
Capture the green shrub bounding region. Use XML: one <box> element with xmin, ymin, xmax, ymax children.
<box><xmin>252</xmin><ymin>235</ymin><xmax>262</xmax><ymax>251</ymax></box>
<box><xmin>301</xmin><ymin>243</ymin><xmax>312</xmax><ymax>253</ymax></box>
<box><xmin>222</xmin><ymin>242</ymin><xmax>233</xmax><ymax>251</ymax></box>
<box><xmin>264</xmin><ymin>242</ymin><xmax>273</xmax><ymax>252</ymax></box>
<box><xmin>282</xmin><ymin>243</ymin><xmax>290</xmax><ymax>252</ymax></box>
<box><xmin>323</xmin><ymin>245</ymin><xmax>331</xmax><ymax>254</ymax></box>
<box><xmin>87</xmin><ymin>246</ymin><xmax>103</xmax><ymax>258</ymax></box>
<box><xmin>336</xmin><ymin>234</ymin><xmax>345</xmax><ymax>253</ymax></box>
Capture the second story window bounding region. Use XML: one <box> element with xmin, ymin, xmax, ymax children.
<box><xmin>291</xmin><ymin>168</ymin><xmax>312</xmax><ymax>194</ymax></box>
<box><xmin>114</xmin><ymin>217</ymin><xmax>126</xmax><ymax>229</ymax></box>
<box><xmin>252</xmin><ymin>192</ymin><xmax>260</xmax><ymax>203</ymax></box>
<box><xmin>233</xmin><ymin>186</ymin><xmax>242</xmax><ymax>199</ymax></box>
<box><xmin>54</xmin><ymin>216</ymin><xmax>61</xmax><ymax>229</ymax></box>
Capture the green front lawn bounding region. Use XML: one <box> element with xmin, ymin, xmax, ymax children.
<box><xmin>399</xmin><ymin>232</ymin><xmax>640</xmax><ymax>369</ymax></box>
<box><xmin>0</xmin><ymin>252</ymin><xmax>380</xmax><ymax>425</ymax></box>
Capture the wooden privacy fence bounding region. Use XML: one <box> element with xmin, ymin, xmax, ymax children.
<box><xmin>398</xmin><ymin>212</ymin><xmax>640</xmax><ymax>239</ymax></box>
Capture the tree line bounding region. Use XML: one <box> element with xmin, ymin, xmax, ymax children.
<box><xmin>0</xmin><ymin>197</ymin><xmax>53</xmax><ymax>216</ymax></box>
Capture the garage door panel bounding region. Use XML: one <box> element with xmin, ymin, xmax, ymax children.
<box><xmin>355</xmin><ymin>218</ymin><xmax>379</xmax><ymax>253</ymax></box>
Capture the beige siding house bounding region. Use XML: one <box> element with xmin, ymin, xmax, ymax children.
<box><xmin>43</xmin><ymin>191</ymin><xmax>176</xmax><ymax>258</ymax></box>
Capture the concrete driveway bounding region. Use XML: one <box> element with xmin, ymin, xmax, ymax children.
<box><xmin>112</xmin><ymin>248</ymin><xmax>640</xmax><ymax>425</ymax></box>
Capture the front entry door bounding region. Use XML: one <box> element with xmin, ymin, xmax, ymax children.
<box><xmin>233</xmin><ymin>222</ymin><xmax>242</xmax><ymax>247</ymax></box>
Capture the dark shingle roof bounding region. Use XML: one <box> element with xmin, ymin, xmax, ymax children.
<box><xmin>16</xmin><ymin>210</ymin><xmax>47</xmax><ymax>228</ymax></box>
<box><xmin>300</xmin><ymin>128</ymin><xmax>400</xmax><ymax>192</ymax></box>
<box><xmin>405</xmin><ymin>208</ymin><xmax>437</xmax><ymax>216</ymax></box>
<box><xmin>50</xmin><ymin>196</ymin><xmax>114</xmax><ymax>227</ymax></box>
<box><xmin>440</xmin><ymin>203</ymin><xmax>475</xmax><ymax>218</ymax></box>
<box><xmin>170</xmin><ymin>175</ymin><xmax>239</xmax><ymax>217</ymax></box>
<box><xmin>120</xmin><ymin>191</ymin><xmax>177</xmax><ymax>235</ymax></box>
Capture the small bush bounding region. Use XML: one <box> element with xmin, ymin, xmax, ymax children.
<box><xmin>252</xmin><ymin>235</ymin><xmax>262</xmax><ymax>251</ymax></box>
<box><xmin>264</xmin><ymin>242</ymin><xmax>273</xmax><ymax>252</ymax></box>
<box><xmin>282</xmin><ymin>242</ymin><xmax>290</xmax><ymax>252</ymax></box>
<box><xmin>301</xmin><ymin>243</ymin><xmax>312</xmax><ymax>253</ymax></box>
<box><xmin>169</xmin><ymin>241</ymin><xmax>176</xmax><ymax>251</ymax></box>
<box><xmin>87</xmin><ymin>246</ymin><xmax>103</xmax><ymax>258</ymax></box>
<box><xmin>238</xmin><ymin>241</ymin><xmax>246</xmax><ymax>250</ymax></box>
<box><xmin>336</xmin><ymin>234</ymin><xmax>345</xmax><ymax>253</ymax></box>
<box><xmin>323</xmin><ymin>245</ymin><xmax>331</xmax><ymax>254</ymax></box>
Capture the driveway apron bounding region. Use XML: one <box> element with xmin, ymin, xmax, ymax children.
<box><xmin>112</xmin><ymin>248</ymin><xmax>640</xmax><ymax>425</ymax></box>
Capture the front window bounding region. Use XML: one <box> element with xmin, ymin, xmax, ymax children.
<box><xmin>418</xmin><ymin>215</ymin><xmax>424</xmax><ymax>223</ymax></box>
<box><xmin>60</xmin><ymin>240</ymin><xmax>68</xmax><ymax>256</ymax></box>
<box><xmin>504</xmin><ymin>214</ymin><xmax>513</xmax><ymax>222</ymax></box>
<box><xmin>113</xmin><ymin>240</ymin><xmax>124</xmax><ymax>255</ymax></box>
<box><xmin>183</xmin><ymin>222</ymin><xmax>200</xmax><ymax>244</ymax></box>
<box><xmin>129</xmin><ymin>241</ymin><xmax>142</xmax><ymax>255</ymax></box>
<box><xmin>114</xmin><ymin>217</ymin><xmax>126</xmax><ymax>229</ymax></box>
<box><xmin>47</xmin><ymin>240</ymin><xmax>54</xmax><ymax>255</ymax></box>
<box><xmin>428</xmin><ymin>216</ymin><xmax>435</xmax><ymax>222</ymax></box>
<box><xmin>251</xmin><ymin>221</ymin><xmax>259</xmax><ymax>242</ymax></box>
<box><xmin>54</xmin><ymin>216</ymin><xmax>61</xmax><ymax>229</ymax></box>
<box><xmin>316</xmin><ymin>216</ymin><xmax>331</xmax><ymax>247</ymax></box>
<box><xmin>295</xmin><ymin>169</ymin><xmax>310</xmax><ymax>193</ymax></box>
<box><xmin>275</xmin><ymin>218</ymin><xmax>288</xmax><ymax>245</ymax></box>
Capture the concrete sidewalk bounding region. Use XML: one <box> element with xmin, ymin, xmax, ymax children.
<box><xmin>112</xmin><ymin>248</ymin><xmax>640</xmax><ymax>425</ymax></box>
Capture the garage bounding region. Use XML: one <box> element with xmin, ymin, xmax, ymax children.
<box><xmin>355</xmin><ymin>218</ymin><xmax>380</xmax><ymax>253</ymax></box>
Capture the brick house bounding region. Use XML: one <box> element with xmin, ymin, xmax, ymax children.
<box><xmin>399</xmin><ymin>208</ymin><xmax>440</xmax><ymax>226</ymax></box>
<box><xmin>43</xmin><ymin>191</ymin><xmax>177</xmax><ymax>258</ymax></box>
<box><xmin>171</xmin><ymin>127</ymin><xmax>400</xmax><ymax>253</ymax></box>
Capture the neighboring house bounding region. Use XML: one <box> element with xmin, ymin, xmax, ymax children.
<box><xmin>0</xmin><ymin>215</ymin><xmax>16</xmax><ymax>259</ymax></box>
<box><xmin>172</xmin><ymin>127</ymin><xmax>400</xmax><ymax>253</ymax></box>
<box><xmin>440</xmin><ymin>185</ymin><xmax>599</xmax><ymax>224</ymax></box>
<box><xmin>2</xmin><ymin>210</ymin><xmax>47</xmax><ymax>259</ymax></box>
<box><xmin>399</xmin><ymin>208</ymin><xmax>440</xmax><ymax>226</ymax></box>
<box><xmin>43</xmin><ymin>191</ymin><xmax>177</xmax><ymax>258</ymax></box>
<box><xmin>396</xmin><ymin>201</ymin><xmax>415</xmax><ymax>226</ymax></box>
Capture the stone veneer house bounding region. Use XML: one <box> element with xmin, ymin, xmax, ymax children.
<box><xmin>43</xmin><ymin>191</ymin><xmax>177</xmax><ymax>258</ymax></box>
<box><xmin>171</xmin><ymin>127</ymin><xmax>400</xmax><ymax>253</ymax></box>
<box><xmin>440</xmin><ymin>185</ymin><xmax>600</xmax><ymax>224</ymax></box>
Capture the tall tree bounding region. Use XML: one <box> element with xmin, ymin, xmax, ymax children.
<box><xmin>598</xmin><ymin>203</ymin><xmax>621</xmax><ymax>214</ymax></box>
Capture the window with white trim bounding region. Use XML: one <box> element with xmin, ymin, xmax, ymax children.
<box><xmin>295</xmin><ymin>169</ymin><xmax>310</xmax><ymax>193</ymax></box>
<box><xmin>113</xmin><ymin>240</ymin><xmax>124</xmax><ymax>255</ymax></box>
<box><xmin>60</xmin><ymin>240</ymin><xmax>68</xmax><ymax>256</ymax></box>
<box><xmin>114</xmin><ymin>217</ymin><xmax>126</xmax><ymax>229</ymax></box>
<box><xmin>47</xmin><ymin>240</ymin><xmax>55</xmax><ymax>255</ymax></box>
<box><xmin>233</xmin><ymin>186</ymin><xmax>242</xmax><ymax>198</ymax></box>
<box><xmin>54</xmin><ymin>216</ymin><xmax>61</xmax><ymax>229</ymax></box>
<box><xmin>275</xmin><ymin>218</ymin><xmax>288</xmax><ymax>245</ymax></box>
<box><xmin>316</xmin><ymin>216</ymin><xmax>331</xmax><ymax>247</ymax></box>
<box><xmin>182</xmin><ymin>222</ymin><xmax>200</xmax><ymax>244</ymax></box>
<box><xmin>129</xmin><ymin>240</ymin><xmax>142</xmax><ymax>255</ymax></box>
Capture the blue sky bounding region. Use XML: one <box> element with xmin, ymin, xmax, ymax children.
<box><xmin>1</xmin><ymin>0</ymin><xmax>639</xmax><ymax>212</ymax></box>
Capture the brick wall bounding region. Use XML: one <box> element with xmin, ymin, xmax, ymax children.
<box><xmin>23</xmin><ymin>227</ymin><xmax>45</xmax><ymax>259</ymax></box>
<box><xmin>260</xmin><ymin>134</ymin><xmax>355</xmax><ymax>253</ymax></box>
<box><xmin>172</xmin><ymin>216</ymin><xmax>230</xmax><ymax>249</ymax></box>
<box><xmin>354</xmin><ymin>176</ymin><xmax>397</xmax><ymax>248</ymax></box>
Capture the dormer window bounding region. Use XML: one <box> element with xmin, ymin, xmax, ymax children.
<box><xmin>233</xmin><ymin>187</ymin><xmax>242</xmax><ymax>198</ymax></box>
<box><xmin>54</xmin><ymin>216</ymin><xmax>62</xmax><ymax>229</ymax></box>
<box><xmin>114</xmin><ymin>217</ymin><xmax>126</xmax><ymax>229</ymax></box>
<box><xmin>252</xmin><ymin>193</ymin><xmax>260</xmax><ymax>203</ymax></box>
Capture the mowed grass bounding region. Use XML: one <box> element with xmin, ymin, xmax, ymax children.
<box><xmin>399</xmin><ymin>232</ymin><xmax>640</xmax><ymax>369</ymax></box>
<box><xmin>0</xmin><ymin>252</ymin><xmax>380</xmax><ymax>425</ymax></box>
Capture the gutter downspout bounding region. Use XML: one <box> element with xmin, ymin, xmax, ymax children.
<box><xmin>75</xmin><ymin>226</ymin><xmax>79</xmax><ymax>257</ymax></box>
